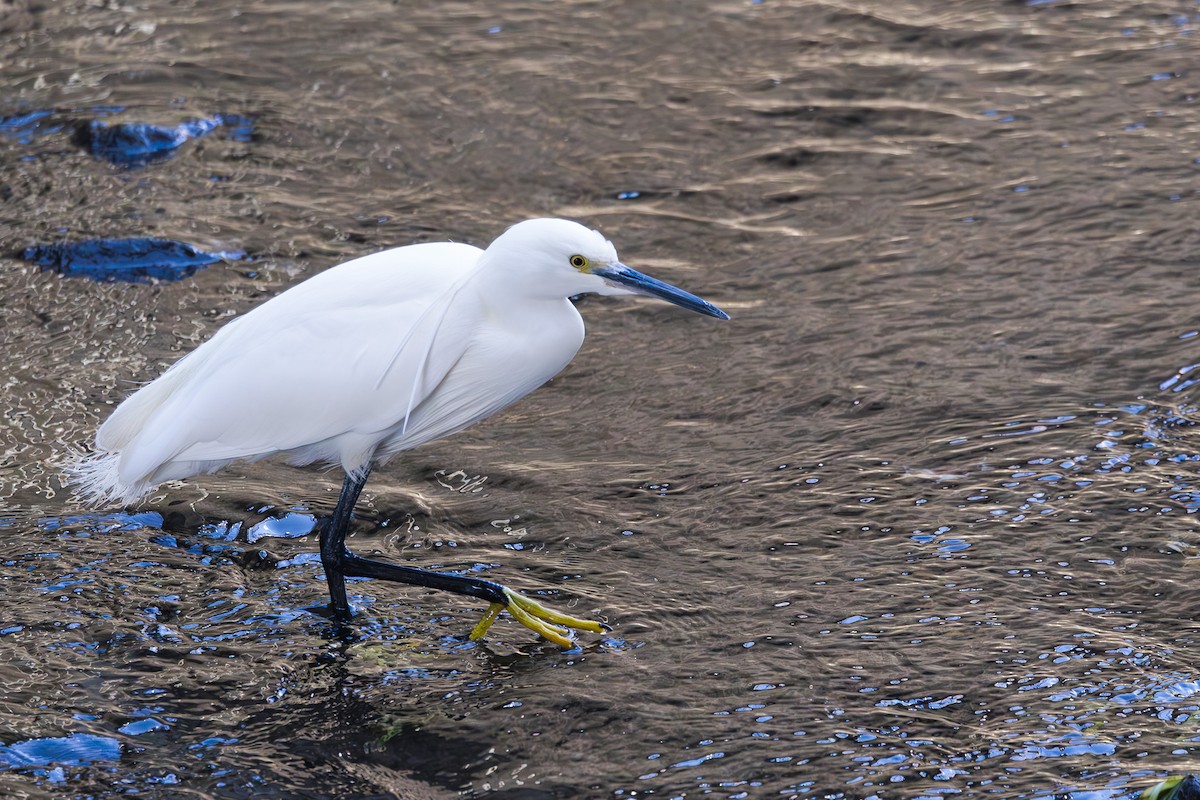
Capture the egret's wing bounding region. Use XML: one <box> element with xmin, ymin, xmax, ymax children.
<box><xmin>104</xmin><ymin>243</ymin><xmax>485</xmax><ymax>483</ymax></box>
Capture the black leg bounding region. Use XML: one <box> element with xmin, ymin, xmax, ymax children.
<box><xmin>320</xmin><ymin>468</ymin><xmax>371</xmax><ymax>619</ymax></box>
<box><xmin>342</xmin><ymin>552</ymin><xmax>506</xmax><ymax>604</ymax></box>
<box><xmin>318</xmin><ymin>467</ymin><xmax>507</xmax><ymax>618</ymax></box>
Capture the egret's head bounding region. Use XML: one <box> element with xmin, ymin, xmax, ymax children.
<box><xmin>487</xmin><ymin>218</ymin><xmax>729</xmax><ymax>320</ymax></box>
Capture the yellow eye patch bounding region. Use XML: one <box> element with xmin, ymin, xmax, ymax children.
<box><xmin>569</xmin><ymin>254</ymin><xmax>590</xmax><ymax>271</ymax></box>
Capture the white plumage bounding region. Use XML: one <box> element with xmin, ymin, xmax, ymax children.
<box><xmin>66</xmin><ymin>217</ymin><xmax>728</xmax><ymax>647</ymax></box>
<box><xmin>69</xmin><ymin>218</ymin><xmax>726</xmax><ymax>506</ymax></box>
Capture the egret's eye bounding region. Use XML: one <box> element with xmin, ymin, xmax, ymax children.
<box><xmin>569</xmin><ymin>254</ymin><xmax>589</xmax><ymax>270</ymax></box>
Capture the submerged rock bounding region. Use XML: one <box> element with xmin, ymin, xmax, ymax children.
<box><xmin>22</xmin><ymin>238</ymin><xmax>244</xmax><ymax>282</ymax></box>
<box><xmin>1142</xmin><ymin>776</ymin><xmax>1200</xmax><ymax>800</ymax></box>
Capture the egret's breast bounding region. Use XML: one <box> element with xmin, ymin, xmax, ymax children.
<box><xmin>378</xmin><ymin>298</ymin><xmax>585</xmax><ymax>454</ymax></box>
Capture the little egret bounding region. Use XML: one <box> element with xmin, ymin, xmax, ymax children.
<box><xmin>69</xmin><ymin>218</ymin><xmax>729</xmax><ymax>648</ymax></box>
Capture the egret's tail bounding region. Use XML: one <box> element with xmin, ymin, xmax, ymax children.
<box><xmin>64</xmin><ymin>449</ymin><xmax>152</xmax><ymax>508</ymax></box>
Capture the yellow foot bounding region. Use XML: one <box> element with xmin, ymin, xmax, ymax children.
<box><xmin>468</xmin><ymin>586</ymin><xmax>607</xmax><ymax>649</ymax></box>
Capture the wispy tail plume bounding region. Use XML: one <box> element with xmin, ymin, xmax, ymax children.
<box><xmin>63</xmin><ymin>449</ymin><xmax>151</xmax><ymax>508</ymax></box>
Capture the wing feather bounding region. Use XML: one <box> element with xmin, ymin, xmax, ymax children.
<box><xmin>104</xmin><ymin>242</ymin><xmax>486</xmax><ymax>486</ymax></box>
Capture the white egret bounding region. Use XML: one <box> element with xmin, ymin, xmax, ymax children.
<box><xmin>69</xmin><ymin>218</ymin><xmax>729</xmax><ymax>648</ymax></box>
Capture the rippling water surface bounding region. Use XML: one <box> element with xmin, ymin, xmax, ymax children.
<box><xmin>3</xmin><ymin>1</ymin><xmax>1200</xmax><ymax>797</ymax></box>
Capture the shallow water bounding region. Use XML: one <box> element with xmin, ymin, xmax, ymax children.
<box><xmin>3</xmin><ymin>1</ymin><xmax>1200</xmax><ymax>797</ymax></box>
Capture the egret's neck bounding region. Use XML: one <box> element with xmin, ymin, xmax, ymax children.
<box><xmin>469</xmin><ymin>256</ymin><xmax>587</xmax><ymax>359</ymax></box>
<box><xmin>474</xmin><ymin>250</ymin><xmax>597</xmax><ymax>304</ymax></box>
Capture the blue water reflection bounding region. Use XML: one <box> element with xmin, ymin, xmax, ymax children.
<box><xmin>23</xmin><ymin>238</ymin><xmax>244</xmax><ymax>282</ymax></box>
<box><xmin>0</xmin><ymin>733</ymin><xmax>121</xmax><ymax>772</ymax></box>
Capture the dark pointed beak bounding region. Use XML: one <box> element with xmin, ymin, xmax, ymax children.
<box><xmin>592</xmin><ymin>263</ymin><xmax>730</xmax><ymax>320</ymax></box>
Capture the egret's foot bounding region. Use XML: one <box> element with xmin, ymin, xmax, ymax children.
<box><xmin>469</xmin><ymin>586</ymin><xmax>608</xmax><ymax>649</ymax></box>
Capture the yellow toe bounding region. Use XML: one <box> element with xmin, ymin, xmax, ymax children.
<box><xmin>466</xmin><ymin>586</ymin><xmax>606</xmax><ymax>649</ymax></box>
<box><xmin>468</xmin><ymin>602</ymin><xmax>505</xmax><ymax>642</ymax></box>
